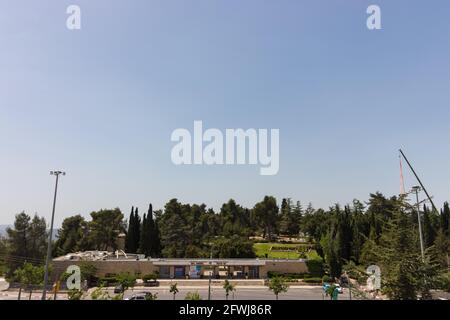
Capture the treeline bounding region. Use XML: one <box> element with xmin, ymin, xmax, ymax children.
<box><xmin>1</xmin><ymin>193</ymin><xmax>449</xmax><ymax>299</ymax></box>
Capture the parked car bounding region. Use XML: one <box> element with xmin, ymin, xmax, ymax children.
<box><xmin>114</xmin><ymin>284</ymin><xmax>124</xmax><ymax>294</ymax></box>
<box><xmin>125</xmin><ymin>293</ymin><xmax>146</xmax><ymax>300</ymax></box>
<box><xmin>145</xmin><ymin>279</ymin><xmax>160</xmax><ymax>287</ymax></box>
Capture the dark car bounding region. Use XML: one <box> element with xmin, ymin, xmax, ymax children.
<box><xmin>145</xmin><ymin>279</ymin><xmax>160</xmax><ymax>287</ymax></box>
<box><xmin>114</xmin><ymin>284</ymin><xmax>124</xmax><ymax>294</ymax></box>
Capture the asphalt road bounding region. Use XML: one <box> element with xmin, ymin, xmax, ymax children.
<box><xmin>115</xmin><ymin>286</ymin><xmax>352</xmax><ymax>300</ymax></box>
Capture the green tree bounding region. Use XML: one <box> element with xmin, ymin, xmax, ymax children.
<box><xmin>14</xmin><ymin>262</ymin><xmax>44</xmax><ymax>300</ymax></box>
<box><xmin>268</xmin><ymin>276</ymin><xmax>288</xmax><ymax>300</ymax></box>
<box><xmin>422</xmin><ymin>205</ymin><xmax>437</xmax><ymax>248</ymax></box>
<box><xmin>159</xmin><ymin>199</ymin><xmax>189</xmax><ymax>258</ymax></box>
<box><xmin>88</xmin><ymin>208</ymin><xmax>125</xmax><ymax>251</ymax></box>
<box><xmin>211</xmin><ymin>236</ymin><xmax>255</xmax><ymax>258</ymax></box>
<box><xmin>140</xmin><ymin>204</ymin><xmax>158</xmax><ymax>257</ymax></box>
<box><xmin>6</xmin><ymin>212</ymin><xmax>47</xmax><ymax>273</ymax></box>
<box><xmin>223</xmin><ymin>279</ymin><xmax>236</xmax><ymax>300</ymax></box>
<box><xmin>252</xmin><ymin>196</ymin><xmax>279</xmax><ymax>241</ymax></box>
<box><xmin>440</xmin><ymin>202</ymin><xmax>450</xmax><ymax>236</ymax></box>
<box><xmin>279</xmin><ymin>198</ymin><xmax>299</xmax><ymax>236</ymax></box>
<box><xmin>54</xmin><ymin>215</ymin><xmax>89</xmax><ymax>256</ymax></box>
<box><xmin>170</xmin><ymin>282</ymin><xmax>179</xmax><ymax>300</ymax></box>
<box><xmin>125</xmin><ymin>206</ymin><xmax>139</xmax><ymax>253</ymax></box>
<box><xmin>115</xmin><ymin>272</ymin><xmax>137</xmax><ymax>291</ymax></box>
<box><xmin>79</xmin><ymin>262</ymin><xmax>98</xmax><ymax>287</ymax></box>
<box><xmin>372</xmin><ymin>207</ymin><xmax>442</xmax><ymax>300</ymax></box>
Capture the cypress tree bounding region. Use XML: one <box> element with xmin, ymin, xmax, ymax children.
<box><xmin>441</xmin><ymin>202</ymin><xmax>450</xmax><ymax>237</ymax></box>
<box><xmin>133</xmin><ymin>208</ymin><xmax>141</xmax><ymax>253</ymax></box>
<box><xmin>147</xmin><ymin>204</ymin><xmax>156</xmax><ymax>257</ymax></box>
<box><xmin>153</xmin><ymin>220</ymin><xmax>161</xmax><ymax>257</ymax></box>
<box><xmin>139</xmin><ymin>213</ymin><xmax>148</xmax><ymax>255</ymax></box>
<box><xmin>125</xmin><ymin>206</ymin><xmax>135</xmax><ymax>253</ymax></box>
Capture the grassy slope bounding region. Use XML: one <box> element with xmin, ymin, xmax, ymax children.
<box><xmin>253</xmin><ymin>243</ymin><xmax>318</xmax><ymax>260</ymax></box>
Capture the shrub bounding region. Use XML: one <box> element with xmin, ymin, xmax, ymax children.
<box><xmin>306</xmin><ymin>258</ymin><xmax>324</xmax><ymax>277</ymax></box>
<box><xmin>185</xmin><ymin>291</ymin><xmax>202</xmax><ymax>300</ymax></box>
<box><xmin>302</xmin><ymin>277</ymin><xmax>322</xmax><ymax>284</ymax></box>
<box><xmin>91</xmin><ymin>286</ymin><xmax>109</xmax><ymax>300</ymax></box>
<box><xmin>115</xmin><ymin>272</ymin><xmax>137</xmax><ymax>290</ymax></box>
<box><xmin>267</xmin><ymin>272</ymin><xmax>307</xmax><ymax>280</ymax></box>
<box><xmin>322</xmin><ymin>275</ymin><xmax>332</xmax><ymax>283</ymax></box>
<box><xmin>142</xmin><ymin>273</ymin><xmax>158</xmax><ymax>283</ymax></box>
<box><xmin>67</xmin><ymin>289</ymin><xmax>83</xmax><ymax>300</ymax></box>
<box><xmin>111</xmin><ymin>293</ymin><xmax>124</xmax><ymax>300</ymax></box>
<box><xmin>145</xmin><ymin>292</ymin><xmax>158</xmax><ymax>300</ymax></box>
<box><xmin>98</xmin><ymin>276</ymin><xmax>117</xmax><ymax>287</ymax></box>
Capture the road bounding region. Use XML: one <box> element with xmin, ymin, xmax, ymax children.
<box><xmin>0</xmin><ymin>286</ymin><xmax>354</xmax><ymax>300</ymax></box>
<box><xmin>111</xmin><ymin>286</ymin><xmax>352</xmax><ymax>300</ymax></box>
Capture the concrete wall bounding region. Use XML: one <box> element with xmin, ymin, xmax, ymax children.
<box><xmin>53</xmin><ymin>259</ymin><xmax>308</xmax><ymax>280</ymax></box>
<box><xmin>53</xmin><ymin>260</ymin><xmax>159</xmax><ymax>279</ymax></box>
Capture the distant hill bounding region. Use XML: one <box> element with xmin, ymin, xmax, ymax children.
<box><xmin>0</xmin><ymin>225</ymin><xmax>10</xmax><ymax>237</ymax></box>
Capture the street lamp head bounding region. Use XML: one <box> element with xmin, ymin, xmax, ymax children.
<box><xmin>411</xmin><ymin>185</ymin><xmax>421</xmax><ymax>192</ymax></box>
<box><xmin>50</xmin><ymin>171</ymin><xmax>66</xmax><ymax>176</ymax></box>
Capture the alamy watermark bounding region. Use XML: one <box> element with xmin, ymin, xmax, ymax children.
<box><xmin>171</xmin><ymin>121</ymin><xmax>279</xmax><ymax>175</ymax></box>
<box><xmin>366</xmin><ymin>264</ymin><xmax>381</xmax><ymax>290</ymax></box>
<box><xmin>66</xmin><ymin>5</ymin><xmax>81</xmax><ymax>30</ymax></box>
<box><xmin>66</xmin><ymin>265</ymin><xmax>81</xmax><ymax>290</ymax></box>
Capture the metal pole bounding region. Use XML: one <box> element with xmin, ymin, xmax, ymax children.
<box><xmin>399</xmin><ymin>149</ymin><xmax>439</xmax><ymax>214</ymax></box>
<box><xmin>42</xmin><ymin>172</ymin><xmax>60</xmax><ymax>300</ymax></box>
<box><xmin>208</xmin><ymin>250</ymin><xmax>212</xmax><ymax>300</ymax></box>
<box><xmin>414</xmin><ymin>188</ymin><xmax>425</xmax><ymax>261</ymax></box>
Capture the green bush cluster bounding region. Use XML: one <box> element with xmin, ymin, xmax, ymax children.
<box><xmin>142</xmin><ymin>273</ymin><xmax>158</xmax><ymax>283</ymax></box>
<box><xmin>306</xmin><ymin>258</ymin><xmax>324</xmax><ymax>277</ymax></box>
<box><xmin>302</xmin><ymin>277</ymin><xmax>322</xmax><ymax>284</ymax></box>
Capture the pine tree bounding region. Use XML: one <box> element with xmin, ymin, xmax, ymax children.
<box><xmin>279</xmin><ymin>200</ymin><xmax>302</xmax><ymax>237</ymax></box>
<box><xmin>371</xmin><ymin>208</ymin><xmax>442</xmax><ymax>300</ymax></box>
<box><xmin>433</xmin><ymin>229</ymin><xmax>449</xmax><ymax>268</ymax></box>
<box><xmin>422</xmin><ymin>205</ymin><xmax>436</xmax><ymax>248</ymax></box>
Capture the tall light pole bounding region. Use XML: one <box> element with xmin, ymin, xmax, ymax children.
<box><xmin>208</xmin><ymin>249</ymin><xmax>212</xmax><ymax>300</ymax></box>
<box><xmin>42</xmin><ymin>170</ymin><xmax>65</xmax><ymax>300</ymax></box>
<box><xmin>412</xmin><ymin>186</ymin><xmax>425</xmax><ymax>261</ymax></box>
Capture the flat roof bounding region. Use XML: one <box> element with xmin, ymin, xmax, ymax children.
<box><xmin>152</xmin><ymin>259</ymin><xmax>267</xmax><ymax>266</ymax></box>
<box><xmin>53</xmin><ymin>252</ymin><xmax>307</xmax><ymax>264</ymax></box>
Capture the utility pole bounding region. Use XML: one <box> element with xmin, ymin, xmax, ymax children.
<box><xmin>208</xmin><ymin>249</ymin><xmax>212</xmax><ymax>300</ymax></box>
<box><xmin>42</xmin><ymin>171</ymin><xmax>65</xmax><ymax>300</ymax></box>
<box><xmin>412</xmin><ymin>186</ymin><xmax>425</xmax><ymax>261</ymax></box>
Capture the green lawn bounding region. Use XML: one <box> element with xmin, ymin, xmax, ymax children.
<box><xmin>253</xmin><ymin>243</ymin><xmax>317</xmax><ymax>259</ymax></box>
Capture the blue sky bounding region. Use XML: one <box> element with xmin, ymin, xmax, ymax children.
<box><xmin>1</xmin><ymin>1</ymin><xmax>449</xmax><ymax>226</ymax></box>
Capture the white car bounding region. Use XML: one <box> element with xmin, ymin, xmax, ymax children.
<box><xmin>335</xmin><ymin>284</ymin><xmax>343</xmax><ymax>294</ymax></box>
<box><xmin>125</xmin><ymin>293</ymin><xmax>147</xmax><ymax>300</ymax></box>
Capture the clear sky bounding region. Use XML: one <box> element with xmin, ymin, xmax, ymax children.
<box><xmin>1</xmin><ymin>0</ymin><xmax>449</xmax><ymax>226</ymax></box>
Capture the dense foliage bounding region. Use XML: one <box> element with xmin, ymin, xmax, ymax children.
<box><xmin>1</xmin><ymin>192</ymin><xmax>448</xmax><ymax>299</ymax></box>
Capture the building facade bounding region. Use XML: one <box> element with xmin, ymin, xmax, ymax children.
<box><xmin>53</xmin><ymin>252</ymin><xmax>309</xmax><ymax>280</ymax></box>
